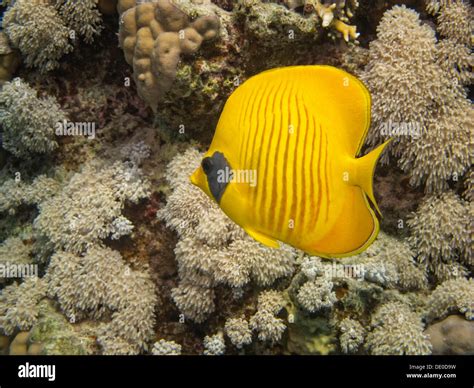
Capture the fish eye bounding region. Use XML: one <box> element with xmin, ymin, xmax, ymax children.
<box><xmin>201</xmin><ymin>157</ymin><xmax>213</xmax><ymax>175</ymax></box>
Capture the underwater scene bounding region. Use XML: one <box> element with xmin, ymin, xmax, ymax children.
<box><xmin>0</xmin><ymin>0</ymin><xmax>472</xmax><ymax>359</ymax></box>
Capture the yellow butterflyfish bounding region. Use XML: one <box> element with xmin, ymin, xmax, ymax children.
<box><xmin>190</xmin><ymin>65</ymin><xmax>390</xmax><ymax>258</ymax></box>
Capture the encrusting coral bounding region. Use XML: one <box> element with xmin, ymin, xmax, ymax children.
<box><xmin>407</xmin><ymin>191</ymin><xmax>471</xmax><ymax>281</ymax></box>
<box><xmin>361</xmin><ymin>5</ymin><xmax>472</xmax><ymax>193</ymax></box>
<box><xmin>365</xmin><ymin>301</ymin><xmax>432</xmax><ymax>355</ymax></box>
<box><xmin>0</xmin><ymin>78</ymin><xmax>66</xmax><ymax>158</ymax></box>
<box><xmin>424</xmin><ymin>315</ymin><xmax>474</xmax><ymax>355</ymax></box>
<box><xmin>157</xmin><ymin>148</ymin><xmax>295</xmax><ymax>323</ymax></box>
<box><xmin>117</xmin><ymin>0</ymin><xmax>220</xmax><ymax>110</ymax></box>
<box><xmin>45</xmin><ymin>246</ymin><xmax>157</xmax><ymax>355</ymax></box>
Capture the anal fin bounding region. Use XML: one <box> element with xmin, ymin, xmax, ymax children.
<box><xmin>245</xmin><ymin>227</ymin><xmax>280</xmax><ymax>248</ymax></box>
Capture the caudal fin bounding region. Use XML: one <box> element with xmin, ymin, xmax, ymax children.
<box><xmin>351</xmin><ymin>140</ymin><xmax>391</xmax><ymax>215</ymax></box>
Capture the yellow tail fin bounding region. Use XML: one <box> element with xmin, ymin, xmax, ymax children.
<box><xmin>351</xmin><ymin>140</ymin><xmax>391</xmax><ymax>215</ymax></box>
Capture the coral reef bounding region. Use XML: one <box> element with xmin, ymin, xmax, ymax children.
<box><xmin>157</xmin><ymin>148</ymin><xmax>295</xmax><ymax>323</ymax></box>
<box><xmin>0</xmin><ymin>78</ymin><xmax>65</xmax><ymax>158</ymax></box>
<box><xmin>361</xmin><ymin>5</ymin><xmax>472</xmax><ymax>193</ymax></box>
<box><xmin>0</xmin><ymin>0</ymin><xmax>470</xmax><ymax>358</ymax></box>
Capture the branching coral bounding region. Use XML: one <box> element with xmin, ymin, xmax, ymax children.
<box><xmin>0</xmin><ymin>78</ymin><xmax>66</xmax><ymax>157</ymax></box>
<box><xmin>3</xmin><ymin>0</ymin><xmax>73</xmax><ymax>72</ymax></box>
<box><xmin>249</xmin><ymin>290</ymin><xmax>287</xmax><ymax>343</ymax></box>
<box><xmin>53</xmin><ymin>0</ymin><xmax>104</xmax><ymax>44</ymax></box>
<box><xmin>296</xmin><ymin>276</ymin><xmax>336</xmax><ymax>313</ymax></box>
<box><xmin>407</xmin><ymin>191</ymin><xmax>471</xmax><ymax>281</ymax></box>
<box><xmin>427</xmin><ymin>0</ymin><xmax>473</xmax><ymax>46</ymax></box>
<box><xmin>338</xmin><ymin>317</ymin><xmax>365</xmax><ymax>354</ymax></box>
<box><xmin>0</xmin><ymin>236</ymin><xmax>33</xmax><ymax>270</ymax></box>
<box><xmin>224</xmin><ymin>317</ymin><xmax>252</xmax><ymax>349</ymax></box>
<box><xmin>203</xmin><ymin>332</ymin><xmax>226</xmax><ymax>355</ymax></box>
<box><xmin>425</xmin><ymin>278</ymin><xmax>474</xmax><ymax>322</ymax></box>
<box><xmin>117</xmin><ymin>0</ymin><xmax>220</xmax><ymax>110</ymax></box>
<box><xmin>157</xmin><ymin>148</ymin><xmax>295</xmax><ymax>323</ymax></box>
<box><xmin>366</xmin><ymin>301</ymin><xmax>432</xmax><ymax>355</ymax></box>
<box><xmin>0</xmin><ymin>174</ymin><xmax>62</xmax><ymax>214</ymax></box>
<box><xmin>152</xmin><ymin>339</ymin><xmax>182</xmax><ymax>355</ymax></box>
<box><xmin>361</xmin><ymin>5</ymin><xmax>472</xmax><ymax>193</ymax></box>
<box><xmin>34</xmin><ymin>155</ymin><xmax>150</xmax><ymax>254</ymax></box>
<box><xmin>45</xmin><ymin>246</ymin><xmax>157</xmax><ymax>355</ymax></box>
<box><xmin>0</xmin><ymin>277</ymin><xmax>46</xmax><ymax>335</ymax></box>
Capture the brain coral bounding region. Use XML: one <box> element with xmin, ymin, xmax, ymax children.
<box><xmin>361</xmin><ymin>5</ymin><xmax>472</xmax><ymax>193</ymax></box>
<box><xmin>157</xmin><ymin>148</ymin><xmax>295</xmax><ymax>323</ymax></box>
<box><xmin>118</xmin><ymin>0</ymin><xmax>220</xmax><ymax>110</ymax></box>
<box><xmin>0</xmin><ymin>78</ymin><xmax>66</xmax><ymax>157</ymax></box>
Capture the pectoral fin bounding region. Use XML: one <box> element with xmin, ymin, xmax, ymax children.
<box><xmin>245</xmin><ymin>227</ymin><xmax>280</xmax><ymax>248</ymax></box>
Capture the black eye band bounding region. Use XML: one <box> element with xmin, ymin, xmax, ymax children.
<box><xmin>201</xmin><ymin>157</ymin><xmax>213</xmax><ymax>174</ymax></box>
<box><xmin>201</xmin><ymin>152</ymin><xmax>231</xmax><ymax>204</ymax></box>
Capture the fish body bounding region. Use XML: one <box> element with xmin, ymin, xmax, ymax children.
<box><xmin>191</xmin><ymin>65</ymin><xmax>389</xmax><ymax>258</ymax></box>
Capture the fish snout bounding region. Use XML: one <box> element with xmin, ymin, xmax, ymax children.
<box><xmin>190</xmin><ymin>166</ymin><xmax>205</xmax><ymax>188</ymax></box>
